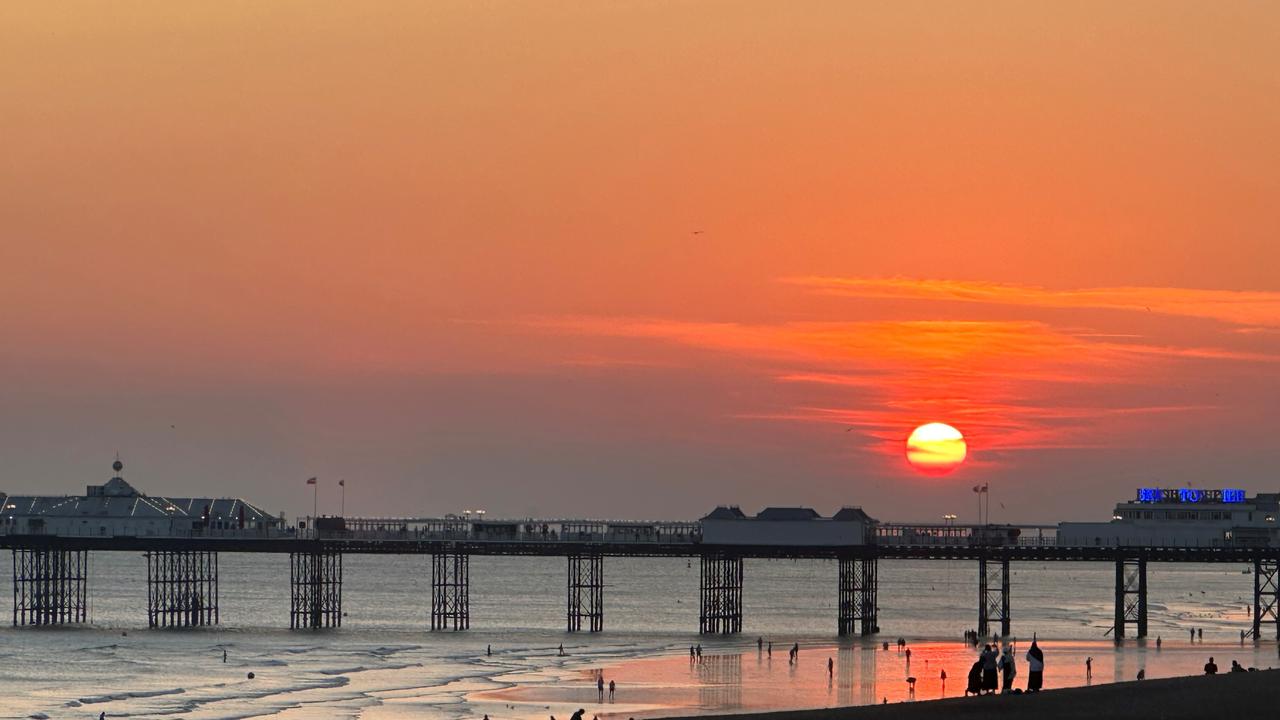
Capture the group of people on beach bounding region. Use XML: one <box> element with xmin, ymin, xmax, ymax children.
<box><xmin>966</xmin><ymin>638</ymin><xmax>1044</xmax><ymax>696</ymax></box>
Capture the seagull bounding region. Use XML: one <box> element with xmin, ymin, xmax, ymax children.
<box><xmin>691</xmin><ymin>230</ymin><xmax>704</xmax><ymax>235</ymax></box>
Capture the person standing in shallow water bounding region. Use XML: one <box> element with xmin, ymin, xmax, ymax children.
<box><xmin>1026</xmin><ymin>639</ymin><xmax>1045</xmax><ymax>692</ymax></box>
<box><xmin>979</xmin><ymin>644</ymin><xmax>998</xmax><ymax>695</ymax></box>
<box><xmin>999</xmin><ymin>646</ymin><xmax>1016</xmax><ymax>693</ymax></box>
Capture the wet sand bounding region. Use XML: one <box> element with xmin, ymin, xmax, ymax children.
<box><xmin>660</xmin><ymin>668</ymin><xmax>1280</xmax><ymax>720</ymax></box>
<box><xmin>469</xmin><ymin>639</ymin><xmax>1280</xmax><ymax>720</ymax></box>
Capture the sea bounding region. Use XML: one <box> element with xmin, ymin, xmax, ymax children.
<box><xmin>6</xmin><ymin>553</ymin><xmax>1278</xmax><ymax>720</ymax></box>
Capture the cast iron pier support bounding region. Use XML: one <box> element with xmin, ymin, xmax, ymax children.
<box><xmin>567</xmin><ymin>553</ymin><xmax>603</xmax><ymax>632</ymax></box>
<box><xmin>12</xmin><ymin>548</ymin><xmax>89</xmax><ymax>626</ymax></box>
<box><xmin>290</xmin><ymin>550</ymin><xmax>342</xmax><ymax>629</ymax></box>
<box><xmin>837</xmin><ymin>554</ymin><xmax>878</xmax><ymax>636</ymax></box>
<box><xmin>1114</xmin><ymin>555</ymin><xmax>1147</xmax><ymax>639</ymax></box>
<box><xmin>1253</xmin><ymin>556</ymin><xmax>1278</xmax><ymax>640</ymax></box>
<box><xmin>977</xmin><ymin>554</ymin><xmax>1010</xmax><ymax>638</ymax></box>
<box><xmin>700</xmin><ymin>552</ymin><xmax>743</xmax><ymax>634</ymax></box>
<box><xmin>431</xmin><ymin>550</ymin><xmax>470</xmax><ymax>630</ymax></box>
<box><xmin>146</xmin><ymin>550</ymin><xmax>218</xmax><ymax>627</ymax></box>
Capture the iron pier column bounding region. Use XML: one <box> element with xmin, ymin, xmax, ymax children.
<box><xmin>977</xmin><ymin>554</ymin><xmax>1010</xmax><ymax>638</ymax></box>
<box><xmin>289</xmin><ymin>550</ymin><xmax>342</xmax><ymax>629</ymax></box>
<box><xmin>838</xmin><ymin>554</ymin><xmax>878</xmax><ymax>637</ymax></box>
<box><xmin>1114</xmin><ymin>555</ymin><xmax>1148</xmax><ymax>639</ymax></box>
<box><xmin>146</xmin><ymin>551</ymin><xmax>218</xmax><ymax>628</ymax></box>
<box><xmin>699</xmin><ymin>552</ymin><xmax>743</xmax><ymax>634</ymax></box>
<box><xmin>1253</xmin><ymin>556</ymin><xmax>1278</xmax><ymax>641</ymax></box>
<box><xmin>11</xmin><ymin>548</ymin><xmax>89</xmax><ymax>626</ymax></box>
<box><xmin>567</xmin><ymin>553</ymin><xmax>603</xmax><ymax>632</ymax></box>
<box><xmin>431</xmin><ymin>550</ymin><xmax>470</xmax><ymax>630</ymax></box>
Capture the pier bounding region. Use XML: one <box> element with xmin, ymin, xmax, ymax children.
<box><xmin>5</xmin><ymin>516</ymin><xmax>1280</xmax><ymax>638</ymax></box>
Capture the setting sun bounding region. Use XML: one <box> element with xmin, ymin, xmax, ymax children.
<box><xmin>906</xmin><ymin>423</ymin><xmax>967</xmax><ymax>475</ymax></box>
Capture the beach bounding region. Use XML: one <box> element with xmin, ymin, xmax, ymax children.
<box><xmin>661</xmin><ymin>669</ymin><xmax>1280</xmax><ymax>720</ymax></box>
<box><xmin>7</xmin><ymin>553</ymin><xmax>1278</xmax><ymax>720</ymax></box>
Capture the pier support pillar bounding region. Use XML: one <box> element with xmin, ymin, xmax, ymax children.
<box><xmin>567</xmin><ymin>553</ymin><xmax>603</xmax><ymax>632</ymax></box>
<box><xmin>431</xmin><ymin>550</ymin><xmax>469</xmax><ymax>630</ymax></box>
<box><xmin>699</xmin><ymin>552</ymin><xmax>742</xmax><ymax>634</ymax></box>
<box><xmin>1114</xmin><ymin>556</ymin><xmax>1147</xmax><ymax>639</ymax></box>
<box><xmin>290</xmin><ymin>550</ymin><xmax>342</xmax><ymax>629</ymax></box>
<box><xmin>977</xmin><ymin>554</ymin><xmax>1010</xmax><ymax>638</ymax></box>
<box><xmin>146</xmin><ymin>551</ymin><xmax>218</xmax><ymax>628</ymax></box>
<box><xmin>1253</xmin><ymin>557</ymin><xmax>1278</xmax><ymax>641</ymax></box>
<box><xmin>837</xmin><ymin>555</ymin><xmax>877</xmax><ymax>636</ymax></box>
<box><xmin>11</xmin><ymin>548</ymin><xmax>89</xmax><ymax>626</ymax></box>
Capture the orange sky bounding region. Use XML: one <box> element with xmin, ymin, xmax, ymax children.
<box><xmin>1</xmin><ymin>2</ymin><xmax>1278</xmax><ymax>521</ymax></box>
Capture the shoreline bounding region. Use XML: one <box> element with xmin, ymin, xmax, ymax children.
<box><xmin>659</xmin><ymin>669</ymin><xmax>1280</xmax><ymax>720</ymax></box>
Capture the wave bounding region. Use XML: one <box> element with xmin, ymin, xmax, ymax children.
<box><xmin>77</xmin><ymin>687</ymin><xmax>187</xmax><ymax>704</ymax></box>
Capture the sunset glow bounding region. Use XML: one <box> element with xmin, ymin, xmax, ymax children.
<box><xmin>1</xmin><ymin>2</ymin><xmax>1278</xmax><ymax>523</ymax></box>
<box><xmin>906</xmin><ymin>423</ymin><xmax>967</xmax><ymax>476</ymax></box>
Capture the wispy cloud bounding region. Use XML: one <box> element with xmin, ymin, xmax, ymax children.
<box><xmin>786</xmin><ymin>277</ymin><xmax>1280</xmax><ymax>328</ymax></box>
<box><xmin>526</xmin><ymin>279</ymin><xmax>1280</xmax><ymax>472</ymax></box>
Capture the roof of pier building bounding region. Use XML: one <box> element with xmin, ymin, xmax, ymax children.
<box><xmin>701</xmin><ymin>505</ymin><xmax>876</xmax><ymax>522</ymax></box>
<box><xmin>0</xmin><ymin>460</ymin><xmax>281</xmax><ymax>525</ymax></box>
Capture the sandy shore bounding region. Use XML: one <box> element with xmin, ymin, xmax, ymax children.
<box><xmin>660</xmin><ymin>669</ymin><xmax>1280</xmax><ymax>720</ymax></box>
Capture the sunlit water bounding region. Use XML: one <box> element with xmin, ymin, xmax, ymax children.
<box><xmin>6</xmin><ymin>553</ymin><xmax>1278</xmax><ymax>719</ymax></box>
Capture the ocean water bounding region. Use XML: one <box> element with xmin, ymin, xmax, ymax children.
<box><xmin>5</xmin><ymin>552</ymin><xmax>1277</xmax><ymax>719</ymax></box>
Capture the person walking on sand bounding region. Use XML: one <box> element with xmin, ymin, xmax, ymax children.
<box><xmin>559</xmin><ymin>644</ymin><xmax>566</xmax><ymax>657</ymax></box>
<box><xmin>767</xmin><ymin>641</ymin><xmax>772</xmax><ymax>658</ymax></box>
<box><xmin>1156</xmin><ymin>635</ymin><xmax>1162</xmax><ymax>649</ymax></box>
<box><xmin>1190</xmin><ymin>628</ymin><xmax>1195</xmax><ymax>642</ymax></box>
<box><xmin>1085</xmin><ymin>656</ymin><xmax>1092</xmax><ymax>681</ymax></box>
<box><xmin>827</xmin><ymin>657</ymin><xmax>833</xmax><ymax>677</ymax></box>
<box><xmin>905</xmin><ymin>647</ymin><xmax>912</xmax><ymax>664</ymax></box>
<box><xmin>758</xmin><ymin>637</ymin><xmax>763</xmax><ymax>653</ymax></box>
<box><xmin>1198</xmin><ymin>628</ymin><xmax>1203</xmax><ymax>641</ymax></box>
<box><xmin>597</xmin><ymin>674</ymin><xmax>605</xmax><ymax>702</ymax></box>
<box><xmin>609</xmin><ymin>679</ymin><xmax>616</xmax><ymax>700</ymax></box>
<box><xmin>999</xmin><ymin>646</ymin><xmax>1016</xmax><ymax>693</ymax></box>
<box><xmin>1026</xmin><ymin>639</ymin><xmax>1044</xmax><ymax>693</ymax></box>
<box><xmin>223</xmin><ymin>649</ymin><xmax>227</xmax><ymax>663</ymax></box>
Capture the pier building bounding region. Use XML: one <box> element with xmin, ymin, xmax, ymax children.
<box><xmin>1058</xmin><ymin>487</ymin><xmax>1280</xmax><ymax>548</ymax></box>
<box><xmin>0</xmin><ymin>460</ymin><xmax>284</xmax><ymax>538</ymax></box>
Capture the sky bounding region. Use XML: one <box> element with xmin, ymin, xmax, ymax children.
<box><xmin>2</xmin><ymin>2</ymin><xmax>1279</xmax><ymax>523</ymax></box>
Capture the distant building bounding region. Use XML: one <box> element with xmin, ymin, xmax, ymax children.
<box><xmin>700</xmin><ymin>505</ymin><xmax>875</xmax><ymax>546</ymax></box>
<box><xmin>0</xmin><ymin>459</ymin><xmax>284</xmax><ymax>537</ymax></box>
<box><xmin>1058</xmin><ymin>487</ymin><xmax>1280</xmax><ymax>547</ymax></box>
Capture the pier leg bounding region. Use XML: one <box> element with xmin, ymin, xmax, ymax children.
<box><xmin>838</xmin><ymin>555</ymin><xmax>877</xmax><ymax>636</ymax></box>
<box><xmin>977</xmin><ymin>555</ymin><xmax>1010</xmax><ymax>638</ymax></box>
<box><xmin>11</xmin><ymin>548</ymin><xmax>89</xmax><ymax>626</ymax></box>
<box><xmin>1114</xmin><ymin>556</ymin><xmax>1147</xmax><ymax>639</ymax></box>
<box><xmin>567</xmin><ymin>553</ymin><xmax>603</xmax><ymax>632</ymax></box>
<box><xmin>699</xmin><ymin>552</ymin><xmax>742</xmax><ymax>634</ymax></box>
<box><xmin>1253</xmin><ymin>557</ymin><xmax>1278</xmax><ymax>641</ymax></box>
<box><xmin>431</xmin><ymin>551</ymin><xmax>469</xmax><ymax>630</ymax></box>
<box><xmin>146</xmin><ymin>551</ymin><xmax>218</xmax><ymax>628</ymax></box>
<box><xmin>290</xmin><ymin>550</ymin><xmax>342</xmax><ymax>629</ymax></box>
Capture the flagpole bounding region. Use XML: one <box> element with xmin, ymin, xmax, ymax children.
<box><xmin>341</xmin><ymin>480</ymin><xmax>346</xmax><ymax>516</ymax></box>
<box><xmin>313</xmin><ymin>481</ymin><xmax>318</xmax><ymax>522</ymax></box>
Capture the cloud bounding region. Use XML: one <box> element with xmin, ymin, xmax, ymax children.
<box><xmin>785</xmin><ymin>277</ymin><xmax>1280</xmax><ymax>328</ymax></box>
<box><xmin>525</xmin><ymin>278</ymin><xmax>1280</xmax><ymax>473</ymax></box>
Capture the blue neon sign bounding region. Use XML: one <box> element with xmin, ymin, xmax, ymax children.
<box><xmin>1135</xmin><ymin>488</ymin><xmax>1246</xmax><ymax>504</ymax></box>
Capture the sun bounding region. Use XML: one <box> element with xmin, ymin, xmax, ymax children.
<box><xmin>906</xmin><ymin>423</ymin><xmax>967</xmax><ymax>476</ymax></box>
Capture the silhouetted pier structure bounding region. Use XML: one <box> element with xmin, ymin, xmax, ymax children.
<box><xmin>5</xmin><ymin>518</ymin><xmax>1280</xmax><ymax>639</ymax></box>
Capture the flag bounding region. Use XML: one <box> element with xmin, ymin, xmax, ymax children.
<box><xmin>338</xmin><ymin>479</ymin><xmax>345</xmax><ymax>487</ymax></box>
<box><xmin>306</xmin><ymin>477</ymin><xmax>317</xmax><ymax>485</ymax></box>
